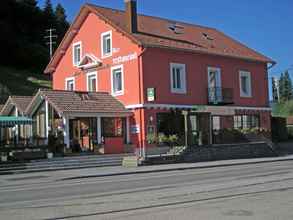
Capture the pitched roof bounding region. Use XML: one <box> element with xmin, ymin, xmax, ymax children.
<box><xmin>45</xmin><ymin>4</ymin><xmax>275</xmax><ymax>73</ymax></box>
<box><xmin>26</xmin><ymin>89</ymin><xmax>131</xmax><ymax>115</ymax></box>
<box><xmin>0</xmin><ymin>105</ymin><xmax>4</xmax><ymax>112</ymax></box>
<box><xmin>0</xmin><ymin>96</ymin><xmax>33</xmax><ymax>116</ymax></box>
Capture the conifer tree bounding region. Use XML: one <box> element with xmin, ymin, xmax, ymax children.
<box><xmin>279</xmin><ymin>71</ymin><xmax>293</xmax><ymax>102</ymax></box>
<box><xmin>55</xmin><ymin>3</ymin><xmax>70</xmax><ymax>45</ymax></box>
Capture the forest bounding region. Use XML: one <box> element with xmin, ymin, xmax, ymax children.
<box><xmin>0</xmin><ymin>0</ymin><xmax>70</xmax><ymax>72</ymax></box>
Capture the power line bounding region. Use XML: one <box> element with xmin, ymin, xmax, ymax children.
<box><xmin>44</xmin><ymin>29</ymin><xmax>57</xmax><ymax>59</ymax></box>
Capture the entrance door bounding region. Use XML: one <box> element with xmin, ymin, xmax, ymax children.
<box><xmin>69</xmin><ymin>118</ymin><xmax>97</xmax><ymax>152</ymax></box>
<box><xmin>208</xmin><ymin>67</ymin><xmax>222</xmax><ymax>103</ymax></box>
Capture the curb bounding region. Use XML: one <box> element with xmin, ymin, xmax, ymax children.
<box><xmin>60</xmin><ymin>156</ymin><xmax>293</xmax><ymax>181</ymax></box>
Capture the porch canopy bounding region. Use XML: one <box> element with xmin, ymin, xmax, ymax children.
<box><xmin>0</xmin><ymin>116</ymin><xmax>32</xmax><ymax>127</ymax></box>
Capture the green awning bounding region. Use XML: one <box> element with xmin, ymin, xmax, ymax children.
<box><xmin>0</xmin><ymin>116</ymin><xmax>32</xmax><ymax>127</ymax></box>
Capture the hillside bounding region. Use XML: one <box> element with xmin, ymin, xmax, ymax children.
<box><xmin>0</xmin><ymin>66</ymin><xmax>51</xmax><ymax>104</ymax></box>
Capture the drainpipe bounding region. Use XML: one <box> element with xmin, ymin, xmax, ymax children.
<box><xmin>137</xmin><ymin>47</ymin><xmax>147</xmax><ymax>158</ymax></box>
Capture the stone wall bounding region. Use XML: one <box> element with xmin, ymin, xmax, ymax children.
<box><xmin>183</xmin><ymin>142</ymin><xmax>277</xmax><ymax>162</ymax></box>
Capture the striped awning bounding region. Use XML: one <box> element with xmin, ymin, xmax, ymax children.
<box><xmin>0</xmin><ymin>116</ymin><xmax>32</xmax><ymax>127</ymax></box>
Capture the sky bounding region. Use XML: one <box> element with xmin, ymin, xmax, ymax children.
<box><xmin>38</xmin><ymin>0</ymin><xmax>293</xmax><ymax>81</ymax></box>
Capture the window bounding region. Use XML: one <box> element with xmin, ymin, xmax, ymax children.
<box><xmin>102</xmin><ymin>117</ymin><xmax>125</xmax><ymax>137</ymax></box>
<box><xmin>72</xmin><ymin>42</ymin><xmax>82</xmax><ymax>66</ymax></box>
<box><xmin>208</xmin><ymin>67</ymin><xmax>222</xmax><ymax>102</ymax></box>
<box><xmin>111</xmin><ymin>65</ymin><xmax>124</xmax><ymax>96</ymax></box>
<box><xmin>239</xmin><ymin>71</ymin><xmax>252</xmax><ymax>97</ymax></box>
<box><xmin>170</xmin><ymin>63</ymin><xmax>186</xmax><ymax>94</ymax></box>
<box><xmin>212</xmin><ymin>116</ymin><xmax>221</xmax><ymax>130</ymax></box>
<box><xmin>86</xmin><ymin>72</ymin><xmax>97</xmax><ymax>92</ymax></box>
<box><xmin>65</xmin><ymin>77</ymin><xmax>75</xmax><ymax>91</ymax></box>
<box><xmin>101</xmin><ymin>31</ymin><xmax>112</xmax><ymax>58</ymax></box>
<box><xmin>233</xmin><ymin>115</ymin><xmax>260</xmax><ymax>129</ymax></box>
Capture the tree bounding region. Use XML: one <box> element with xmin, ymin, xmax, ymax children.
<box><xmin>0</xmin><ymin>0</ymin><xmax>69</xmax><ymax>72</ymax></box>
<box><xmin>43</xmin><ymin>0</ymin><xmax>56</xmax><ymax>29</ymax></box>
<box><xmin>279</xmin><ymin>71</ymin><xmax>293</xmax><ymax>102</ymax></box>
<box><xmin>55</xmin><ymin>3</ymin><xmax>70</xmax><ymax>45</ymax></box>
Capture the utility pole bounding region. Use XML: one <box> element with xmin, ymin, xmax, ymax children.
<box><xmin>272</xmin><ymin>76</ymin><xmax>280</xmax><ymax>102</ymax></box>
<box><xmin>44</xmin><ymin>29</ymin><xmax>57</xmax><ymax>59</ymax></box>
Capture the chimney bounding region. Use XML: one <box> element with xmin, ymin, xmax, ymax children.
<box><xmin>125</xmin><ymin>0</ymin><xmax>137</xmax><ymax>33</ymax></box>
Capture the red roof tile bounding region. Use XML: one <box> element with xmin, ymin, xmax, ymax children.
<box><xmin>45</xmin><ymin>4</ymin><xmax>275</xmax><ymax>74</ymax></box>
<box><xmin>90</xmin><ymin>4</ymin><xmax>274</xmax><ymax>63</ymax></box>
<box><xmin>26</xmin><ymin>89</ymin><xmax>131</xmax><ymax>115</ymax></box>
<box><xmin>0</xmin><ymin>96</ymin><xmax>33</xmax><ymax>115</ymax></box>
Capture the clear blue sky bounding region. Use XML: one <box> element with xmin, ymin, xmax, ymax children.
<box><xmin>38</xmin><ymin>0</ymin><xmax>293</xmax><ymax>79</ymax></box>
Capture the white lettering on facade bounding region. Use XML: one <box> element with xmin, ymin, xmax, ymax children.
<box><xmin>113</xmin><ymin>52</ymin><xmax>138</xmax><ymax>64</ymax></box>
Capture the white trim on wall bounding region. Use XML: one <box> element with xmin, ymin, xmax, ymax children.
<box><xmin>170</xmin><ymin>63</ymin><xmax>187</xmax><ymax>94</ymax></box>
<box><xmin>72</xmin><ymin>41</ymin><xmax>82</xmax><ymax>66</ymax></box>
<box><xmin>101</xmin><ymin>30</ymin><xmax>112</xmax><ymax>58</ymax></box>
<box><xmin>125</xmin><ymin>103</ymin><xmax>271</xmax><ymax>112</ymax></box>
<box><xmin>111</xmin><ymin>64</ymin><xmax>124</xmax><ymax>96</ymax></box>
<box><xmin>239</xmin><ymin>70</ymin><xmax>252</xmax><ymax>98</ymax></box>
<box><xmin>86</xmin><ymin>71</ymin><xmax>98</xmax><ymax>92</ymax></box>
<box><xmin>65</xmin><ymin>77</ymin><xmax>75</xmax><ymax>91</ymax></box>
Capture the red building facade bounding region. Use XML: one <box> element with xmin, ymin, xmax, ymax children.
<box><xmin>45</xmin><ymin>1</ymin><xmax>274</xmax><ymax>154</ymax></box>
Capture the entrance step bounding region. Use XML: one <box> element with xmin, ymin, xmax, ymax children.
<box><xmin>0</xmin><ymin>154</ymin><xmax>133</xmax><ymax>175</ymax></box>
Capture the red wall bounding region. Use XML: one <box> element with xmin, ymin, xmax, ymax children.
<box><xmin>142</xmin><ymin>48</ymin><xmax>269</xmax><ymax>107</ymax></box>
<box><xmin>51</xmin><ymin>12</ymin><xmax>271</xmax><ymax>150</ymax></box>
<box><xmin>53</xmin><ymin>12</ymin><xmax>142</xmax><ymax>106</ymax></box>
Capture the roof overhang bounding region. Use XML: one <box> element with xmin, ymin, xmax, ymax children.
<box><xmin>0</xmin><ymin>116</ymin><xmax>32</xmax><ymax>127</ymax></box>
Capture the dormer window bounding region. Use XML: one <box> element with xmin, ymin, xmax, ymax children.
<box><xmin>168</xmin><ymin>23</ymin><xmax>184</xmax><ymax>34</ymax></box>
<box><xmin>72</xmin><ymin>41</ymin><xmax>82</xmax><ymax>66</ymax></box>
<box><xmin>101</xmin><ymin>31</ymin><xmax>112</xmax><ymax>58</ymax></box>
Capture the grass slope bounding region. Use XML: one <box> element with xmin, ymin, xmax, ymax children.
<box><xmin>0</xmin><ymin>66</ymin><xmax>51</xmax><ymax>103</ymax></box>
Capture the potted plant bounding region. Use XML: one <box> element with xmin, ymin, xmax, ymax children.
<box><xmin>158</xmin><ymin>133</ymin><xmax>168</xmax><ymax>146</ymax></box>
<box><xmin>1</xmin><ymin>152</ymin><xmax>8</xmax><ymax>162</ymax></box>
<box><xmin>47</xmin><ymin>133</ymin><xmax>57</xmax><ymax>159</ymax></box>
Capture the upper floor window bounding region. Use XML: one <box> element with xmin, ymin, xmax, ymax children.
<box><xmin>208</xmin><ymin>67</ymin><xmax>222</xmax><ymax>103</ymax></box>
<box><xmin>101</xmin><ymin>31</ymin><xmax>112</xmax><ymax>58</ymax></box>
<box><xmin>72</xmin><ymin>42</ymin><xmax>82</xmax><ymax>66</ymax></box>
<box><xmin>87</xmin><ymin>72</ymin><xmax>97</xmax><ymax>92</ymax></box>
<box><xmin>170</xmin><ymin>63</ymin><xmax>186</xmax><ymax>94</ymax></box>
<box><xmin>239</xmin><ymin>71</ymin><xmax>252</xmax><ymax>97</ymax></box>
<box><xmin>111</xmin><ymin>65</ymin><xmax>124</xmax><ymax>96</ymax></box>
<box><xmin>65</xmin><ymin>77</ymin><xmax>75</xmax><ymax>91</ymax></box>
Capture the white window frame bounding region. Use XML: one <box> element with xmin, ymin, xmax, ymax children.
<box><xmin>170</xmin><ymin>63</ymin><xmax>187</xmax><ymax>94</ymax></box>
<box><xmin>101</xmin><ymin>31</ymin><xmax>112</xmax><ymax>58</ymax></box>
<box><xmin>86</xmin><ymin>71</ymin><xmax>98</xmax><ymax>92</ymax></box>
<box><xmin>72</xmin><ymin>41</ymin><xmax>82</xmax><ymax>66</ymax></box>
<box><xmin>239</xmin><ymin>70</ymin><xmax>252</xmax><ymax>98</ymax></box>
<box><xmin>207</xmin><ymin>67</ymin><xmax>222</xmax><ymax>88</ymax></box>
<box><xmin>65</xmin><ymin>77</ymin><xmax>75</xmax><ymax>91</ymax></box>
<box><xmin>111</xmin><ymin>65</ymin><xmax>124</xmax><ymax>96</ymax></box>
<box><xmin>207</xmin><ymin>67</ymin><xmax>222</xmax><ymax>103</ymax></box>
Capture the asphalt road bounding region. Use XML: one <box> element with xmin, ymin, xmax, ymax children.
<box><xmin>1</xmin><ymin>160</ymin><xmax>293</xmax><ymax>220</ymax></box>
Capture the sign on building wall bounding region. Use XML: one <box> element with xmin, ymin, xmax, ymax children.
<box><xmin>147</xmin><ymin>88</ymin><xmax>156</xmax><ymax>102</ymax></box>
<box><xmin>131</xmin><ymin>124</ymin><xmax>140</xmax><ymax>134</ymax></box>
<box><xmin>112</xmin><ymin>52</ymin><xmax>137</xmax><ymax>65</ymax></box>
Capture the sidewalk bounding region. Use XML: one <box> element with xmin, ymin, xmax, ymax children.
<box><xmin>1</xmin><ymin>155</ymin><xmax>293</xmax><ymax>185</ymax></box>
<box><xmin>62</xmin><ymin>154</ymin><xmax>293</xmax><ymax>180</ymax></box>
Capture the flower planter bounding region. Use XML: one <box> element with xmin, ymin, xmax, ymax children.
<box><xmin>47</xmin><ymin>152</ymin><xmax>54</xmax><ymax>159</ymax></box>
<box><xmin>1</xmin><ymin>155</ymin><xmax>8</xmax><ymax>162</ymax></box>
